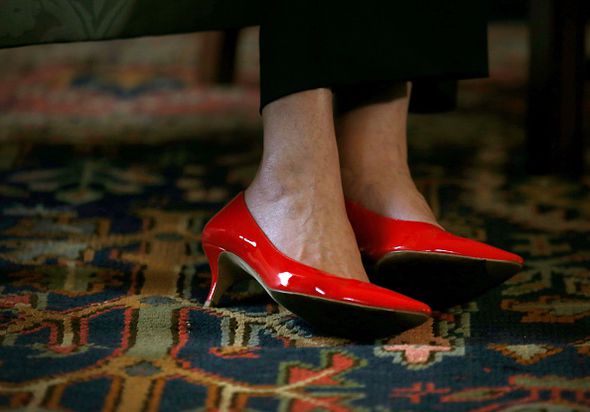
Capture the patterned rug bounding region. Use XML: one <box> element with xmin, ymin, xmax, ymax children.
<box><xmin>0</xmin><ymin>28</ymin><xmax>261</xmax><ymax>143</ymax></box>
<box><xmin>1</xmin><ymin>23</ymin><xmax>589</xmax><ymax>411</ymax></box>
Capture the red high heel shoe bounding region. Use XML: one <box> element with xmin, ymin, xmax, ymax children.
<box><xmin>201</xmin><ymin>191</ymin><xmax>431</xmax><ymax>337</ymax></box>
<box><xmin>344</xmin><ymin>198</ymin><xmax>524</xmax><ymax>309</ymax></box>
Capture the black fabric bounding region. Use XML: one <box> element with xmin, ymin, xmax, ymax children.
<box><xmin>0</xmin><ymin>0</ymin><xmax>489</xmax><ymax>113</ymax></box>
<box><xmin>331</xmin><ymin>80</ymin><xmax>458</xmax><ymax>116</ymax></box>
<box><xmin>122</xmin><ymin>0</ymin><xmax>262</xmax><ymax>36</ymax></box>
<box><xmin>0</xmin><ymin>1</ymin><xmax>263</xmax><ymax>47</ymax></box>
<box><xmin>259</xmin><ymin>0</ymin><xmax>488</xmax><ymax>112</ymax></box>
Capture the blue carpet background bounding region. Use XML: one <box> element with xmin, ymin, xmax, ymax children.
<box><xmin>0</xmin><ymin>23</ymin><xmax>589</xmax><ymax>411</ymax></box>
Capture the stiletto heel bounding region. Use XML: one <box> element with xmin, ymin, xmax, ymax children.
<box><xmin>203</xmin><ymin>242</ymin><xmax>250</xmax><ymax>307</ymax></box>
<box><xmin>345</xmin><ymin>197</ymin><xmax>524</xmax><ymax>308</ymax></box>
<box><xmin>200</xmin><ymin>191</ymin><xmax>432</xmax><ymax>338</ymax></box>
<box><xmin>202</xmin><ymin>243</ymin><xmax>225</xmax><ymax>307</ymax></box>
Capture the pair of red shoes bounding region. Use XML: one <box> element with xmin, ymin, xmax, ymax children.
<box><xmin>201</xmin><ymin>191</ymin><xmax>523</xmax><ymax>337</ymax></box>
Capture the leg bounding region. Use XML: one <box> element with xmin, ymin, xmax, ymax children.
<box><xmin>196</xmin><ymin>30</ymin><xmax>239</xmax><ymax>84</ymax></box>
<box><xmin>526</xmin><ymin>0</ymin><xmax>585</xmax><ymax>176</ymax></box>
<box><xmin>333</xmin><ymin>81</ymin><xmax>524</xmax><ymax>309</ymax></box>
<box><xmin>334</xmin><ymin>81</ymin><xmax>441</xmax><ymax>228</ymax></box>
<box><xmin>202</xmin><ymin>90</ymin><xmax>431</xmax><ymax>334</ymax></box>
<box><xmin>244</xmin><ymin>88</ymin><xmax>369</xmax><ymax>282</ymax></box>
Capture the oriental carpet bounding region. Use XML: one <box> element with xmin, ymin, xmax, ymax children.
<box><xmin>0</xmin><ymin>23</ymin><xmax>589</xmax><ymax>412</ymax></box>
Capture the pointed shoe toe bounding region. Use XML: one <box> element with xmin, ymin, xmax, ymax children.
<box><xmin>345</xmin><ymin>197</ymin><xmax>524</xmax><ymax>309</ymax></box>
<box><xmin>201</xmin><ymin>191</ymin><xmax>431</xmax><ymax>338</ymax></box>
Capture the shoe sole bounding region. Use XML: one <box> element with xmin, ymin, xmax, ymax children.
<box><xmin>211</xmin><ymin>251</ymin><xmax>430</xmax><ymax>339</ymax></box>
<box><xmin>371</xmin><ymin>251</ymin><xmax>522</xmax><ymax>310</ymax></box>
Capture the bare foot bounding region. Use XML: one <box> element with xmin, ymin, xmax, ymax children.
<box><xmin>246</xmin><ymin>88</ymin><xmax>369</xmax><ymax>282</ymax></box>
<box><xmin>245</xmin><ymin>179</ymin><xmax>368</xmax><ymax>282</ymax></box>
<box><xmin>335</xmin><ymin>81</ymin><xmax>442</xmax><ymax>228</ymax></box>
<box><xmin>340</xmin><ymin>166</ymin><xmax>441</xmax><ymax>228</ymax></box>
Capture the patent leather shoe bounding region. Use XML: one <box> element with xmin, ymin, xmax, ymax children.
<box><xmin>345</xmin><ymin>197</ymin><xmax>524</xmax><ymax>309</ymax></box>
<box><xmin>201</xmin><ymin>191</ymin><xmax>432</xmax><ymax>337</ymax></box>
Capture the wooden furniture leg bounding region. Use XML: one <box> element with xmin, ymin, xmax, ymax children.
<box><xmin>197</xmin><ymin>29</ymin><xmax>240</xmax><ymax>85</ymax></box>
<box><xmin>526</xmin><ymin>0</ymin><xmax>586</xmax><ymax>176</ymax></box>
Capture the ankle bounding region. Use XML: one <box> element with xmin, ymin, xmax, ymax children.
<box><xmin>341</xmin><ymin>161</ymin><xmax>412</xmax><ymax>194</ymax></box>
<box><xmin>249</xmin><ymin>144</ymin><xmax>345</xmax><ymax>201</ymax></box>
<box><xmin>246</xmin><ymin>169</ymin><xmax>345</xmax><ymax>207</ymax></box>
<box><xmin>338</xmin><ymin>137</ymin><xmax>410</xmax><ymax>177</ymax></box>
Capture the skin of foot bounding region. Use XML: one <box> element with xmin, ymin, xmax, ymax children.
<box><xmin>244</xmin><ymin>88</ymin><xmax>369</xmax><ymax>282</ymax></box>
<box><xmin>334</xmin><ymin>81</ymin><xmax>443</xmax><ymax>228</ymax></box>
